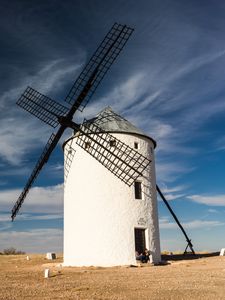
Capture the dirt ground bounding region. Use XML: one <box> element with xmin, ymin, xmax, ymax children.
<box><xmin>0</xmin><ymin>253</ymin><xmax>225</xmax><ymax>300</ymax></box>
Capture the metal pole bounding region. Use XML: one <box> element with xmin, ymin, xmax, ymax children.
<box><xmin>156</xmin><ymin>184</ymin><xmax>195</xmax><ymax>255</ymax></box>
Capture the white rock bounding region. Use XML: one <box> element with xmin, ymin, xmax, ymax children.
<box><xmin>220</xmin><ymin>248</ymin><xmax>225</xmax><ymax>256</ymax></box>
<box><xmin>44</xmin><ymin>269</ymin><xmax>50</xmax><ymax>278</ymax></box>
<box><xmin>46</xmin><ymin>252</ymin><xmax>56</xmax><ymax>260</ymax></box>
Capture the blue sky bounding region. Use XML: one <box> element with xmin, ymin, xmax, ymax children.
<box><xmin>0</xmin><ymin>0</ymin><xmax>225</xmax><ymax>253</ymax></box>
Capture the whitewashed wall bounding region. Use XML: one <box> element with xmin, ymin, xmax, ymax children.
<box><xmin>63</xmin><ymin>132</ymin><xmax>161</xmax><ymax>266</ymax></box>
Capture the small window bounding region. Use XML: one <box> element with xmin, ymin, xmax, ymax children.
<box><xmin>85</xmin><ymin>141</ymin><xmax>91</xmax><ymax>150</ymax></box>
<box><xmin>109</xmin><ymin>140</ymin><xmax>116</xmax><ymax>147</ymax></box>
<box><xmin>134</xmin><ymin>181</ymin><xmax>142</xmax><ymax>199</ymax></box>
<box><xmin>134</xmin><ymin>142</ymin><xmax>139</xmax><ymax>149</ymax></box>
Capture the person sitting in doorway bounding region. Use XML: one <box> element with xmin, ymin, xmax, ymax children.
<box><xmin>144</xmin><ymin>248</ymin><xmax>150</xmax><ymax>262</ymax></box>
<box><xmin>135</xmin><ymin>249</ymin><xmax>150</xmax><ymax>263</ymax></box>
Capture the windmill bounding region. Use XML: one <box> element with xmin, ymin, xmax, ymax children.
<box><xmin>11</xmin><ymin>23</ymin><xmax>195</xmax><ymax>265</ymax></box>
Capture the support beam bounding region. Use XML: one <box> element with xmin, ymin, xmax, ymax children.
<box><xmin>156</xmin><ymin>185</ymin><xmax>195</xmax><ymax>255</ymax></box>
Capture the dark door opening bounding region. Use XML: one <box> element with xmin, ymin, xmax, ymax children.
<box><xmin>134</xmin><ymin>228</ymin><xmax>146</xmax><ymax>254</ymax></box>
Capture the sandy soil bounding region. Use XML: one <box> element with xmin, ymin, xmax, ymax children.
<box><xmin>0</xmin><ymin>253</ymin><xmax>225</xmax><ymax>299</ymax></box>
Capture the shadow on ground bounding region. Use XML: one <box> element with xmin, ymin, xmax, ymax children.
<box><xmin>161</xmin><ymin>252</ymin><xmax>220</xmax><ymax>262</ymax></box>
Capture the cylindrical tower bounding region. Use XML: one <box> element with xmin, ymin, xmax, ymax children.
<box><xmin>63</xmin><ymin>107</ymin><xmax>161</xmax><ymax>266</ymax></box>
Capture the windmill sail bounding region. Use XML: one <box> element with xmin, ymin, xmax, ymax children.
<box><xmin>65</xmin><ymin>23</ymin><xmax>134</xmax><ymax>112</ymax></box>
<box><xmin>76</xmin><ymin>120</ymin><xmax>151</xmax><ymax>186</ymax></box>
<box><xmin>17</xmin><ymin>86</ymin><xmax>69</xmax><ymax>128</ymax></box>
<box><xmin>11</xmin><ymin>132</ymin><xmax>61</xmax><ymax>220</ymax></box>
<box><xmin>11</xmin><ymin>23</ymin><xmax>134</xmax><ymax>220</ymax></box>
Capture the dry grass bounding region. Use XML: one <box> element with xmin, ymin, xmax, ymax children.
<box><xmin>1</xmin><ymin>253</ymin><xmax>225</xmax><ymax>299</ymax></box>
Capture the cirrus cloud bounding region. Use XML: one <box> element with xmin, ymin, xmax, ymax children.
<box><xmin>187</xmin><ymin>194</ymin><xmax>225</xmax><ymax>206</ymax></box>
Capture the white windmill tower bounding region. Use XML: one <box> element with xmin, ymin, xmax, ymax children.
<box><xmin>63</xmin><ymin>107</ymin><xmax>161</xmax><ymax>266</ymax></box>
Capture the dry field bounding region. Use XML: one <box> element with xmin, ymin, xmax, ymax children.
<box><xmin>0</xmin><ymin>253</ymin><xmax>225</xmax><ymax>299</ymax></box>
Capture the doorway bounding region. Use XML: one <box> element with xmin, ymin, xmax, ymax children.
<box><xmin>134</xmin><ymin>228</ymin><xmax>146</xmax><ymax>254</ymax></box>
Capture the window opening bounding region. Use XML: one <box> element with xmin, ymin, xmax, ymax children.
<box><xmin>134</xmin><ymin>142</ymin><xmax>139</xmax><ymax>149</ymax></box>
<box><xmin>85</xmin><ymin>141</ymin><xmax>91</xmax><ymax>150</ymax></box>
<box><xmin>109</xmin><ymin>139</ymin><xmax>116</xmax><ymax>147</ymax></box>
<box><xmin>134</xmin><ymin>181</ymin><xmax>142</xmax><ymax>199</ymax></box>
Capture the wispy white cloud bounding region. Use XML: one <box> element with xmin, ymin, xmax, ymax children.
<box><xmin>160</xmin><ymin>184</ymin><xmax>188</xmax><ymax>194</ymax></box>
<box><xmin>151</xmin><ymin>123</ymin><xmax>174</xmax><ymax>139</ymax></box>
<box><xmin>0</xmin><ymin>228</ymin><xmax>63</xmax><ymax>253</ymax></box>
<box><xmin>185</xmin><ymin>220</ymin><xmax>224</xmax><ymax>229</ymax></box>
<box><xmin>18</xmin><ymin>213</ymin><xmax>63</xmax><ymax>221</ymax></box>
<box><xmin>157</xmin><ymin>184</ymin><xmax>187</xmax><ymax>201</ymax></box>
<box><xmin>45</xmin><ymin>163</ymin><xmax>64</xmax><ymax>180</ymax></box>
<box><xmin>165</xmin><ymin>50</ymin><xmax>225</xmax><ymax>92</ymax></box>
<box><xmin>214</xmin><ymin>136</ymin><xmax>225</xmax><ymax>152</ymax></box>
<box><xmin>156</xmin><ymin>161</ymin><xmax>194</xmax><ymax>183</ymax></box>
<box><xmin>1</xmin><ymin>58</ymin><xmax>83</xmax><ymax>107</ymax></box>
<box><xmin>0</xmin><ymin>116</ymin><xmax>52</xmax><ymax>165</ymax></box>
<box><xmin>207</xmin><ymin>209</ymin><xmax>218</xmax><ymax>213</ymax></box>
<box><xmin>187</xmin><ymin>194</ymin><xmax>225</xmax><ymax>206</ymax></box>
<box><xmin>82</xmin><ymin>72</ymin><xmax>147</xmax><ymax>119</ymax></box>
<box><xmin>50</xmin><ymin>163</ymin><xmax>64</xmax><ymax>171</ymax></box>
<box><xmin>0</xmin><ymin>184</ymin><xmax>63</xmax><ymax>214</ymax></box>
<box><xmin>0</xmin><ymin>214</ymin><xmax>11</xmax><ymax>222</ymax></box>
<box><xmin>0</xmin><ymin>213</ymin><xmax>62</xmax><ymax>222</ymax></box>
<box><xmin>32</xmin><ymin>59</ymin><xmax>83</xmax><ymax>97</ymax></box>
<box><xmin>0</xmin><ymin>58</ymin><xmax>82</xmax><ymax>165</ymax></box>
<box><xmin>160</xmin><ymin>193</ymin><xmax>185</xmax><ymax>201</ymax></box>
<box><xmin>128</xmin><ymin>50</ymin><xmax>225</xmax><ymax>119</ymax></box>
<box><xmin>0</xmin><ymin>222</ymin><xmax>12</xmax><ymax>231</ymax></box>
<box><xmin>159</xmin><ymin>216</ymin><xmax>224</xmax><ymax>229</ymax></box>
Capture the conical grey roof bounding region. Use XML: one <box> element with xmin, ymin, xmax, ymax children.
<box><xmin>86</xmin><ymin>107</ymin><xmax>156</xmax><ymax>147</ymax></box>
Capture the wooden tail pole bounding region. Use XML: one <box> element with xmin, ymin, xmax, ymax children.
<box><xmin>156</xmin><ymin>185</ymin><xmax>195</xmax><ymax>255</ymax></box>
